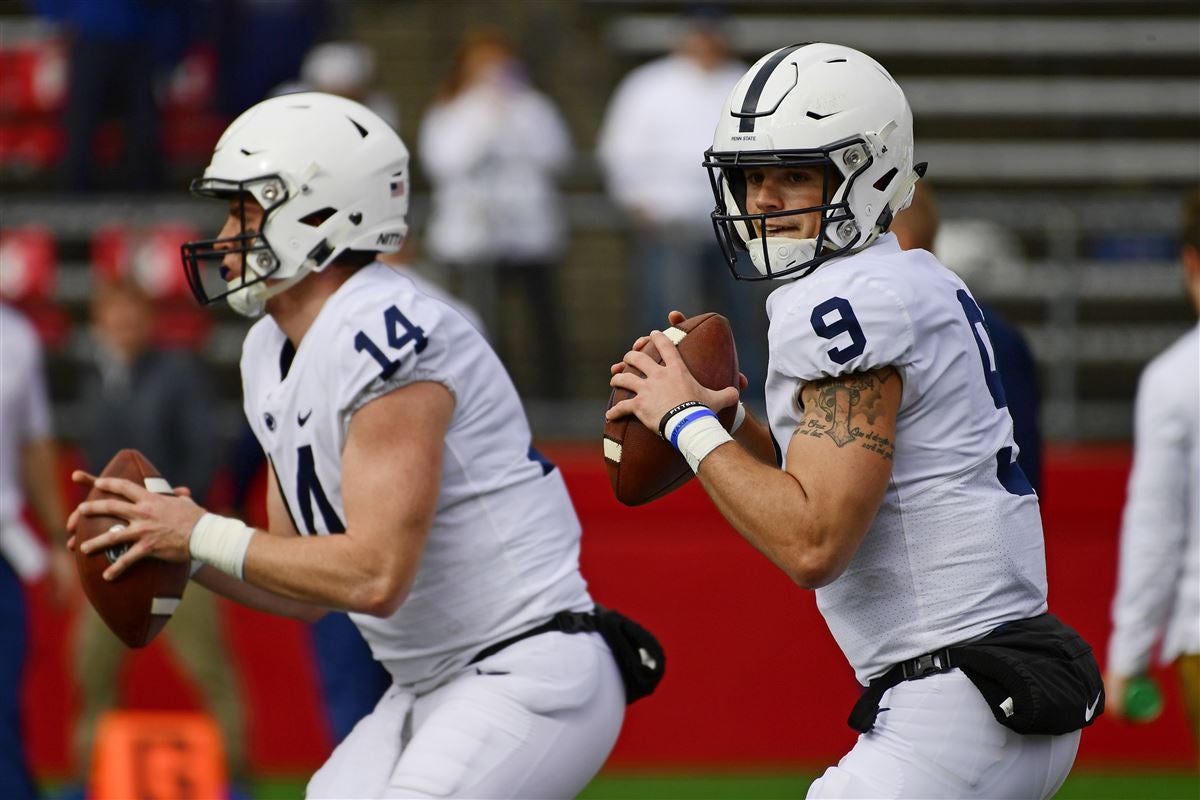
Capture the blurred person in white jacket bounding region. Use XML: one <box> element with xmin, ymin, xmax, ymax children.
<box><xmin>1106</xmin><ymin>190</ymin><xmax>1200</xmax><ymax>746</ymax></box>
<box><xmin>0</xmin><ymin>302</ymin><xmax>72</xmax><ymax>799</ymax></box>
<box><xmin>596</xmin><ymin>15</ymin><xmax>770</xmax><ymax>402</ymax></box>
<box><xmin>419</xmin><ymin>29</ymin><xmax>571</xmax><ymax>399</ymax></box>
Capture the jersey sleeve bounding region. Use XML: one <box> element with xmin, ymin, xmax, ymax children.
<box><xmin>334</xmin><ymin>284</ymin><xmax>455</xmax><ymax>423</ymax></box>
<box><xmin>770</xmin><ymin>272</ymin><xmax>915</xmax><ymax>383</ymax></box>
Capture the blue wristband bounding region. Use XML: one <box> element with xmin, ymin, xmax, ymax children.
<box><xmin>669</xmin><ymin>408</ymin><xmax>718</xmax><ymax>451</ymax></box>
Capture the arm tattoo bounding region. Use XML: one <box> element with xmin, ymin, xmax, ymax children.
<box><xmin>794</xmin><ymin>367</ymin><xmax>897</xmax><ymax>460</ymax></box>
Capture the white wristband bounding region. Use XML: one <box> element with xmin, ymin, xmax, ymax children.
<box><xmin>730</xmin><ymin>401</ymin><xmax>747</xmax><ymax>434</ymax></box>
<box><xmin>676</xmin><ymin>414</ymin><xmax>734</xmax><ymax>474</ymax></box>
<box><xmin>189</xmin><ymin>513</ymin><xmax>254</xmax><ymax>580</ymax></box>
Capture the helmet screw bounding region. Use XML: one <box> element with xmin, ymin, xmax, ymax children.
<box><xmin>256</xmin><ymin>253</ymin><xmax>273</xmax><ymax>269</ymax></box>
<box><xmin>837</xmin><ymin>220</ymin><xmax>858</xmax><ymax>239</ymax></box>
<box><xmin>262</xmin><ymin>184</ymin><xmax>279</xmax><ymax>201</ymax></box>
<box><xmin>843</xmin><ymin>148</ymin><xmax>863</xmax><ymax>168</ymax></box>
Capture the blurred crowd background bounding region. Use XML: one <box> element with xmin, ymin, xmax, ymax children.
<box><xmin>1</xmin><ymin>0</ymin><xmax>1198</xmax><ymax>796</ymax></box>
<box><xmin>1</xmin><ymin>0</ymin><xmax>1196</xmax><ymax>444</ymax></box>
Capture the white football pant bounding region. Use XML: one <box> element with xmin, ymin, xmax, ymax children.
<box><xmin>808</xmin><ymin>668</ymin><xmax>1081</xmax><ymax>799</ymax></box>
<box><xmin>306</xmin><ymin>630</ymin><xmax>624</xmax><ymax>799</ymax></box>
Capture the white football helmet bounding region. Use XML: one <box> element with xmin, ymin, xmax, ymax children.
<box><xmin>704</xmin><ymin>43</ymin><xmax>925</xmax><ymax>280</ymax></box>
<box><xmin>181</xmin><ymin>92</ymin><xmax>409</xmax><ymax>317</ymax></box>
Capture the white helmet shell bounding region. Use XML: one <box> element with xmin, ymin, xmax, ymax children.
<box><xmin>704</xmin><ymin>43</ymin><xmax>922</xmax><ymax>280</ymax></box>
<box><xmin>182</xmin><ymin>92</ymin><xmax>409</xmax><ymax>316</ymax></box>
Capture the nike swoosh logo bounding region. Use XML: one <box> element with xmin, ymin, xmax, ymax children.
<box><xmin>1084</xmin><ymin>690</ymin><xmax>1102</xmax><ymax>721</ymax></box>
<box><xmin>298</xmin><ymin>410</ymin><xmax>312</xmax><ymax>426</ymax></box>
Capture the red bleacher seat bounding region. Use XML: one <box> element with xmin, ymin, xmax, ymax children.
<box><xmin>0</xmin><ymin>37</ymin><xmax>66</xmax><ymax>114</ymax></box>
<box><xmin>0</xmin><ymin>226</ymin><xmax>69</xmax><ymax>349</ymax></box>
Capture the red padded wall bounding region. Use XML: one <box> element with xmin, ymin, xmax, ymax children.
<box><xmin>22</xmin><ymin>445</ymin><xmax>1197</xmax><ymax>775</ymax></box>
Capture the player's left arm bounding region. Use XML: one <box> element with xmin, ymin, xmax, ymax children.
<box><xmin>696</xmin><ymin>368</ymin><xmax>899</xmax><ymax>587</ymax></box>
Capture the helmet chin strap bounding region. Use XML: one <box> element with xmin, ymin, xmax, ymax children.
<box><xmin>225</xmin><ymin>264</ymin><xmax>313</xmax><ymax>318</ymax></box>
<box><xmin>880</xmin><ymin>164</ymin><xmax>927</xmax><ymax>230</ymax></box>
<box><xmin>748</xmin><ymin>236</ymin><xmax>817</xmax><ymax>279</ymax></box>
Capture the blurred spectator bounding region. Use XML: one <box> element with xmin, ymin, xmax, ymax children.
<box><xmin>71</xmin><ymin>278</ymin><xmax>246</xmax><ymax>783</ymax></box>
<box><xmin>33</xmin><ymin>0</ymin><xmax>198</xmax><ymax>190</ymax></box>
<box><xmin>1105</xmin><ymin>190</ymin><xmax>1200</xmax><ymax>745</ymax></box>
<box><xmin>893</xmin><ymin>183</ymin><xmax>1044</xmax><ymax>493</ymax></box>
<box><xmin>273</xmin><ymin>40</ymin><xmax>398</xmax><ymax>128</ymax></box>
<box><xmin>419</xmin><ymin>28</ymin><xmax>571</xmax><ymax>398</ymax></box>
<box><xmin>0</xmin><ymin>301</ymin><xmax>72</xmax><ymax>800</ymax></box>
<box><xmin>596</xmin><ymin>15</ymin><xmax>770</xmax><ymax>400</ymax></box>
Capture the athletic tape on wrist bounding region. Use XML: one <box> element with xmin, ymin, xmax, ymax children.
<box><xmin>669</xmin><ymin>408</ymin><xmax>718</xmax><ymax>449</ymax></box>
<box><xmin>189</xmin><ymin>513</ymin><xmax>254</xmax><ymax>580</ymax></box>
<box><xmin>658</xmin><ymin>400</ymin><xmax>703</xmax><ymax>440</ymax></box>
<box><xmin>731</xmin><ymin>402</ymin><xmax>747</xmax><ymax>434</ymax></box>
<box><xmin>676</xmin><ymin>415</ymin><xmax>733</xmax><ymax>473</ymax></box>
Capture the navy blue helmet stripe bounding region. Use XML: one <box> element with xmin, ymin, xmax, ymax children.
<box><xmin>738</xmin><ymin>43</ymin><xmax>810</xmax><ymax>132</ymax></box>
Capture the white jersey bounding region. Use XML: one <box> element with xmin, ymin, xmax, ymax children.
<box><xmin>0</xmin><ymin>303</ymin><xmax>52</xmax><ymax>580</ymax></box>
<box><xmin>241</xmin><ymin>263</ymin><xmax>592</xmax><ymax>692</ymax></box>
<box><xmin>763</xmin><ymin>234</ymin><xmax>1048</xmax><ymax>683</ymax></box>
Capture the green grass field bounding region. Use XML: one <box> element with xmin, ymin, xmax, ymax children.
<box><xmin>248</xmin><ymin>769</ymin><xmax>1199</xmax><ymax>799</ymax></box>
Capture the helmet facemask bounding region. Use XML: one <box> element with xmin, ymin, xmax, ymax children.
<box><xmin>181</xmin><ymin>175</ymin><xmax>297</xmax><ymax>318</ymax></box>
<box><xmin>705</xmin><ymin>137</ymin><xmax>892</xmax><ymax>281</ymax></box>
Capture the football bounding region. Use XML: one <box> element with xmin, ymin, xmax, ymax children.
<box><xmin>75</xmin><ymin>449</ymin><xmax>189</xmax><ymax>648</ymax></box>
<box><xmin>603</xmin><ymin>313</ymin><xmax>739</xmax><ymax>506</ymax></box>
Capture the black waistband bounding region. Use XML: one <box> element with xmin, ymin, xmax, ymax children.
<box><xmin>467</xmin><ymin>609</ymin><xmax>596</xmax><ymax>666</ymax></box>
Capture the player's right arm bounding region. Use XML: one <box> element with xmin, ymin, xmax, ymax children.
<box><xmin>190</xmin><ymin>468</ymin><xmax>328</xmax><ymax>622</ymax></box>
<box><xmin>231</xmin><ymin>380</ymin><xmax>448</xmax><ymax>616</ymax></box>
<box><xmin>73</xmin><ymin>380</ymin><xmax>450</xmax><ymax>617</ymax></box>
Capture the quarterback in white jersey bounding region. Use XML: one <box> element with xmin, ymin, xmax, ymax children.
<box><xmin>609</xmin><ymin>44</ymin><xmax>1090</xmax><ymax>798</ymax></box>
<box><xmin>69</xmin><ymin>92</ymin><xmax>626</xmax><ymax>798</ymax></box>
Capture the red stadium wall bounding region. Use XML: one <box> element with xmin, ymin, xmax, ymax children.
<box><xmin>22</xmin><ymin>445</ymin><xmax>1197</xmax><ymax>777</ymax></box>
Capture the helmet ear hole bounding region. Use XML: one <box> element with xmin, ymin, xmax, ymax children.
<box><xmin>299</xmin><ymin>207</ymin><xmax>338</xmax><ymax>227</ymax></box>
<box><xmin>873</xmin><ymin>168</ymin><xmax>898</xmax><ymax>192</ymax></box>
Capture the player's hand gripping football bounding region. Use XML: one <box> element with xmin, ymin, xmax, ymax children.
<box><xmin>607</xmin><ymin>310</ymin><xmax>743</xmax><ymax>432</ymax></box>
<box><xmin>67</xmin><ymin>471</ymin><xmax>203</xmax><ymax>581</ymax></box>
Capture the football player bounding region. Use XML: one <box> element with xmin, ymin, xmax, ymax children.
<box><xmin>68</xmin><ymin>92</ymin><xmax>625</xmax><ymax>798</ymax></box>
<box><xmin>608</xmin><ymin>43</ymin><xmax>1091</xmax><ymax>798</ymax></box>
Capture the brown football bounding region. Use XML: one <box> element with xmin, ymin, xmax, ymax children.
<box><xmin>75</xmin><ymin>449</ymin><xmax>189</xmax><ymax>648</ymax></box>
<box><xmin>603</xmin><ymin>313</ymin><xmax>739</xmax><ymax>506</ymax></box>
